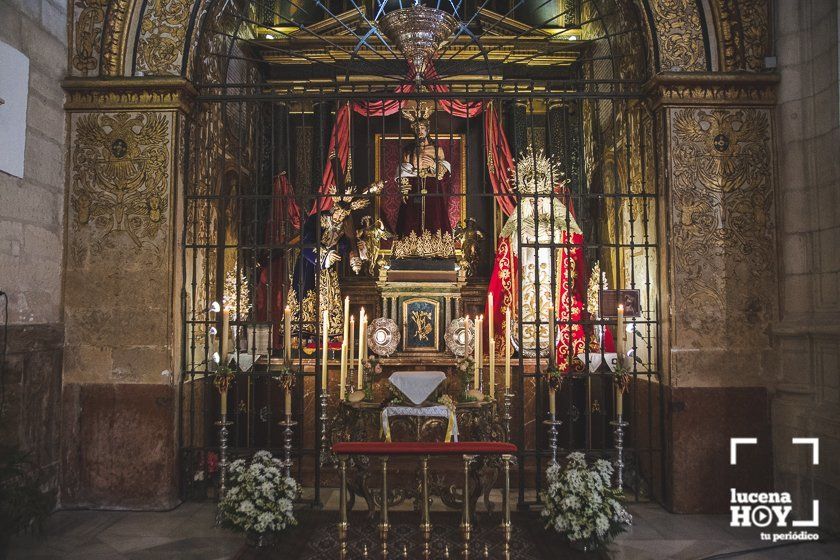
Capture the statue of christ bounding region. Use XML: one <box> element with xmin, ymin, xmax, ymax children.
<box><xmin>395</xmin><ymin>102</ymin><xmax>453</xmax><ymax>237</ymax></box>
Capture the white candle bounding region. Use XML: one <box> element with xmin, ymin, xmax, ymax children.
<box><xmin>339</xmin><ymin>342</ymin><xmax>347</xmax><ymax>401</ymax></box>
<box><xmin>547</xmin><ymin>305</ymin><xmax>555</xmax><ymax>367</ymax></box>
<box><xmin>321</xmin><ymin>310</ymin><xmax>329</xmax><ymax>392</ymax></box>
<box><xmin>357</xmin><ymin>308</ymin><xmax>366</xmax><ymax>387</ymax></box>
<box><xmin>487</xmin><ymin>293</ymin><xmax>494</xmax><ymax>340</ymax></box>
<box><xmin>221</xmin><ymin>388</ymin><xmax>227</xmax><ymax>416</ymax></box>
<box><xmin>474</xmin><ymin>316</ymin><xmax>483</xmax><ymax>388</ymax></box>
<box><xmin>220</xmin><ymin>309</ymin><xmax>230</xmax><ymax>360</ymax></box>
<box><xmin>505</xmin><ymin>308</ymin><xmax>511</xmax><ymax>390</ymax></box>
<box><xmin>343</xmin><ymin>296</ymin><xmax>350</xmax><ymax>342</ymax></box>
<box><xmin>489</xmin><ymin>339</ymin><xmax>495</xmax><ymax>396</ymax></box>
<box><xmin>284</xmin><ymin>304</ymin><xmax>291</xmax><ymax>361</ymax></box>
<box><xmin>284</xmin><ymin>388</ymin><xmax>291</xmax><ymax>417</ymax></box>
<box><xmin>616</xmin><ymin>304</ymin><xmax>625</xmax><ymax>361</ymax></box>
<box><xmin>616</xmin><ymin>384</ymin><xmax>623</xmax><ymax>417</ymax></box>
<box><xmin>549</xmin><ymin>388</ymin><xmax>556</xmax><ymax>417</ymax></box>
<box><xmin>349</xmin><ymin>315</ymin><xmax>355</xmax><ymax>381</ymax></box>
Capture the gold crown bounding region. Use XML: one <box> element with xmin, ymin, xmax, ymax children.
<box><xmin>401</xmin><ymin>100</ymin><xmax>434</xmax><ymax>124</ymax></box>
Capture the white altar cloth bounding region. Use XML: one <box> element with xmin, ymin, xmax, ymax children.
<box><xmin>381</xmin><ymin>405</ymin><xmax>459</xmax><ymax>442</ymax></box>
<box><xmin>388</xmin><ymin>371</ymin><xmax>446</xmax><ymax>405</ymax></box>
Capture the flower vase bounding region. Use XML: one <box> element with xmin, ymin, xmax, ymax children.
<box><xmin>569</xmin><ymin>538</ymin><xmax>596</xmax><ymax>552</ymax></box>
<box><xmin>246</xmin><ymin>531</ymin><xmax>273</xmax><ymax>549</ymax></box>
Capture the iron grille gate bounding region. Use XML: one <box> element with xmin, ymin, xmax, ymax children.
<box><xmin>180</xmin><ymin>83</ymin><xmax>665</xmax><ymax>508</ymax></box>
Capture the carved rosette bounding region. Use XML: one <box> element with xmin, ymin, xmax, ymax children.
<box><xmin>669</xmin><ymin>107</ymin><xmax>774</xmax><ymax>345</ymax></box>
<box><xmin>69</xmin><ymin>112</ymin><xmax>173</xmax><ymax>261</ymax></box>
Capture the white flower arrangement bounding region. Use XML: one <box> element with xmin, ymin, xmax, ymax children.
<box><xmin>218</xmin><ymin>451</ymin><xmax>299</xmax><ymax>536</ymax></box>
<box><xmin>541</xmin><ymin>452</ymin><xmax>631</xmax><ymax>549</ymax></box>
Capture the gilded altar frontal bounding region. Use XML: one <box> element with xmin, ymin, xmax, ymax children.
<box><xmin>1</xmin><ymin>0</ymin><xmax>838</xmax><ymax>558</ymax></box>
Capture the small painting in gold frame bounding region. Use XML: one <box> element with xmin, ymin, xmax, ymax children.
<box><xmin>401</xmin><ymin>297</ymin><xmax>440</xmax><ymax>352</ymax></box>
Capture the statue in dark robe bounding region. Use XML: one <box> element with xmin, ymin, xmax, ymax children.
<box><xmin>396</xmin><ymin>104</ymin><xmax>453</xmax><ymax>237</ymax></box>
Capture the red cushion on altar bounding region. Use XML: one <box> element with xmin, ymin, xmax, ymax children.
<box><xmin>332</xmin><ymin>441</ymin><xmax>517</xmax><ymax>456</ymax></box>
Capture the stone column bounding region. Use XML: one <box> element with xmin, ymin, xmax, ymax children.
<box><xmin>648</xmin><ymin>73</ymin><xmax>779</xmax><ymax>512</ymax></box>
<box><xmin>60</xmin><ymin>78</ymin><xmax>195</xmax><ymax>509</ymax></box>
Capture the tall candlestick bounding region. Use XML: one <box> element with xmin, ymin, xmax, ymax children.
<box><xmin>547</xmin><ymin>305</ymin><xmax>555</xmax><ymax>367</ymax></box>
<box><xmin>473</xmin><ymin>316</ymin><xmax>479</xmax><ymax>388</ymax></box>
<box><xmin>474</xmin><ymin>316</ymin><xmax>483</xmax><ymax>388</ymax></box>
<box><xmin>616</xmin><ymin>304</ymin><xmax>625</xmax><ymax>359</ymax></box>
<box><xmin>321</xmin><ymin>310</ymin><xmax>329</xmax><ymax>392</ymax></box>
<box><xmin>357</xmin><ymin>308</ymin><xmax>366</xmax><ymax>388</ymax></box>
<box><xmin>616</xmin><ymin>304</ymin><xmax>625</xmax><ymax>418</ymax></box>
<box><xmin>487</xmin><ymin>293</ymin><xmax>493</xmax><ymax>340</ymax></box>
<box><xmin>505</xmin><ymin>308</ymin><xmax>511</xmax><ymax>390</ymax></box>
<box><xmin>339</xmin><ymin>342</ymin><xmax>347</xmax><ymax>401</ymax></box>
<box><xmin>284</xmin><ymin>305</ymin><xmax>292</xmax><ymax>361</ymax></box>
<box><xmin>478</xmin><ymin>315</ymin><xmax>483</xmax><ymax>371</ymax></box>
<box><xmin>220</xmin><ymin>309</ymin><xmax>230</xmax><ymax>360</ymax></box>
<box><xmin>489</xmin><ymin>339</ymin><xmax>495</xmax><ymax>396</ymax></box>
<box><xmin>343</xmin><ymin>296</ymin><xmax>350</xmax><ymax>343</ymax></box>
<box><xmin>349</xmin><ymin>315</ymin><xmax>355</xmax><ymax>381</ymax></box>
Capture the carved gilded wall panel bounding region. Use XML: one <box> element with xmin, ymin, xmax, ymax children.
<box><xmin>711</xmin><ymin>0</ymin><xmax>770</xmax><ymax>71</ymax></box>
<box><xmin>649</xmin><ymin>0</ymin><xmax>708</xmax><ymax>71</ymax></box>
<box><xmin>69</xmin><ymin>112</ymin><xmax>173</xmax><ymax>264</ymax></box>
<box><xmin>136</xmin><ymin>0</ymin><xmax>193</xmax><ymax>76</ymax></box>
<box><xmin>100</xmin><ymin>0</ymin><xmax>133</xmax><ymax>75</ymax></box>
<box><xmin>668</xmin><ymin>107</ymin><xmax>774</xmax><ymax>349</ymax></box>
<box><xmin>71</xmin><ymin>0</ymin><xmax>107</xmax><ymax>76</ymax></box>
<box><xmin>65</xmin><ymin>110</ymin><xmax>179</xmax><ymax>384</ymax></box>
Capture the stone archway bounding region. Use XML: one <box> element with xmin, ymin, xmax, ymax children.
<box><xmin>60</xmin><ymin>0</ymin><xmax>778</xmax><ymax>511</ymax></box>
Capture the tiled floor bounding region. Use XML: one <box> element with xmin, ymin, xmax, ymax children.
<box><xmin>7</xmin><ymin>496</ymin><xmax>838</xmax><ymax>560</ymax></box>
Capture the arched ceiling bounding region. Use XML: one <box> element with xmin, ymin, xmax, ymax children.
<box><xmin>68</xmin><ymin>0</ymin><xmax>771</xmax><ymax>84</ymax></box>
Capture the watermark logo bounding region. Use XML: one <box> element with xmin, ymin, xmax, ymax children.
<box><xmin>729</xmin><ymin>437</ymin><xmax>820</xmax><ymax>542</ymax></box>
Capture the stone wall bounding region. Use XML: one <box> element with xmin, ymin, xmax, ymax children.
<box><xmin>772</xmin><ymin>0</ymin><xmax>840</xmax><ymax>530</ymax></box>
<box><xmin>0</xmin><ymin>0</ymin><xmax>67</xmax><ymax>495</ymax></box>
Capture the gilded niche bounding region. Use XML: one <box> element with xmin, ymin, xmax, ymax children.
<box><xmin>136</xmin><ymin>0</ymin><xmax>192</xmax><ymax>75</ymax></box>
<box><xmin>72</xmin><ymin>0</ymin><xmax>107</xmax><ymax>75</ymax></box>
<box><xmin>649</xmin><ymin>0</ymin><xmax>707</xmax><ymax>71</ymax></box>
<box><xmin>670</xmin><ymin>108</ymin><xmax>773</xmax><ymax>339</ymax></box>
<box><xmin>71</xmin><ymin>113</ymin><xmax>171</xmax><ymax>253</ymax></box>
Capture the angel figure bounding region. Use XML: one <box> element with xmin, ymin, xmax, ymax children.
<box><xmin>357</xmin><ymin>215</ymin><xmax>391</xmax><ymax>276</ymax></box>
<box><xmin>454</xmin><ymin>217</ymin><xmax>483</xmax><ymax>276</ymax></box>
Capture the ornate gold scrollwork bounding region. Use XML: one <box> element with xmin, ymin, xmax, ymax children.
<box><xmin>648</xmin><ymin>0</ymin><xmax>707</xmax><ymax>72</ymax></box>
<box><xmin>670</xmin><ymin>107</ymin><xmax>773</xmax><ymax>337</ymax></box>
<box><xmin>136</xmin><ymin>0</ymin><xmax>193</xmax><ymax>76</ymax></box>
<box><xmin>71</xmin><ymin>112</ymin><xmax>171</xmax><ymax>251</ymax></box>
<box><xmin>72</xmin><ymin>0</ymin><xmax>107</xmax><ymax>75</ymax></box>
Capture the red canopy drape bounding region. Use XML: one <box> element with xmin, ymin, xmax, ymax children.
<box><xmin>279</xmin><ymin>65</ymin><xmax>518</xmax><ymax>228</ymax></box>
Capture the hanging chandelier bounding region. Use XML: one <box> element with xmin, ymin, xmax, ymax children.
<box><xmin>378</xmin><ymin>2</ymin><xmax>459</xmax><ymax>84</ymax></box>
